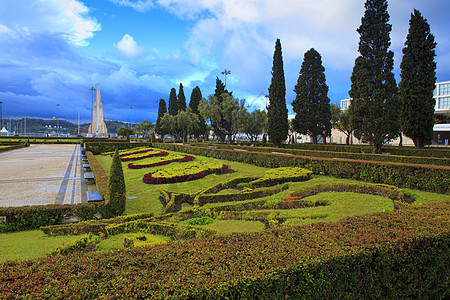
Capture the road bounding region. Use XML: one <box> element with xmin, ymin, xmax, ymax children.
<box><xmin>0</xmin><ymin>144</ymin><xmax>87</xmax><ymax>207</ymax></box>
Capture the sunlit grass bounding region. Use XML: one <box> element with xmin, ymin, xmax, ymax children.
<box><xmin>0</xmin><ymin>230</ymin><xmax>81</xmax><ymax>262</ymax></box>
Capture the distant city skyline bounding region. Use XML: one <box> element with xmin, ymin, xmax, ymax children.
<box><xmin>0</xmin><ymin>0</ymin><xmax>449</xmax><ymax>124</ymax></box>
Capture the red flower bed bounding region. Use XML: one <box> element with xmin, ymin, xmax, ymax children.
<box><xmin>143</xmin><ymin>164</ymin><xmax>229</xmax><ymax>184</ymax></box>
<box><xmin>128</xmin><ymin>155</ymin><xmax>195</xmax><ymax>169</ymax></box>
<box><xmin>120</xmin><ymin>151</ymin><xmax>169</xmax><ymax>162</ymax></box>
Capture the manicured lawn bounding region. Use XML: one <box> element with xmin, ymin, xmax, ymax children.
<box><xmin>1</xmin><ymin>147</ymin><xmax>448</xmax><ymax>263</ymax></box>
<box><xmin>0</xmin><ymin>230</ymin><xmax>81</xmax><ymax>262</ymax></box>
<box><xmin>95</xmin><ymin>148</ymin><xmax>269</xmax><ymax>216</ymax></box>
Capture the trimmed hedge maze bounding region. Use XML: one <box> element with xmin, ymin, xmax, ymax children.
<box><xmin>1</xmin><ymin>202</ymin><xmax>448</xmax><ymax>299</ymax></box>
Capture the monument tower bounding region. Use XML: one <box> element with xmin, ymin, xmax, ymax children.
<box><xmin>88</xmin><ymin>83</ymin><xmax>108</xmax><ymax>135</ymax></box>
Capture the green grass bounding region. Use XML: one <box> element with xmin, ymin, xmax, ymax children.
<box><xmin>95</xmin><ymin>148</ymin><xmax>268</xmax><ymax>216</ymax></box>
<box><xmin>0</xmin><ymin>230</ymin><xmax>81</xmax><ymax>262</ymax></box>
<box><xmin>1</xmin><ymin>148</ymin><xmax>448</xmax><ymax>263</ymax></box>
<box><xmin>200</xmin><ymin>220</ymin><xmax>266</xmax><ymax>235</ymax></box>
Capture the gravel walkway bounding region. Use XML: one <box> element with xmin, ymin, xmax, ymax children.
<box><xmin>0</xmin><ymin>144</ymin><xmax>87</xmax><ymax>207</ymax></box>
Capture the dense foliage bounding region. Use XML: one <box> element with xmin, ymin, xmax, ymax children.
<box><xmin>106</xmin><ymin>148</ymin><xmax>126</xmax><ymax>217</ymax></box>
<box><xmin>1</xmin><ymin>202</ymin><xmax>448</xmax><ymax>298</ymax></box>
<box><xmin>267</xmin><ymin>39</ymin><xmax>289</xmax><ymax>146</ymax></box>
<box><xmin>155</xmin><ymin>99</ymin><xmax>167</xmax><ymax>137</ymax></box>
<box><xmin>189</xmin><ymin>86</ymin><xmax>207</xmax><ymax>138</ymax></box>
<box><xmin>349</xmin><ymin>0</ymin><xmax>401</xmax><ymax>153</ymax></box>
<box><xmin>156</xmin><ymin>143</ymin><xmax>450</xmax><ymax>194</ymax></box>
<box><xmin>168</xmin><ymin>88</ymin><xmax>178</xmax><ymax>116</ymax></box>
<box><xmin>399</xmin><ymin>9</ymin><xmax>437</xmax><ymax>148</ymax></box>
<box><xmin>143</xmin><ymin>161</ymin><xmax>230</xmax><ymax>184</ymax></box>
<box><xmin>177</xmin><ymin>83</ymin><xmax>187</xmax><ymax>112</ymax></box>
<box><xmin>128</xmin><ymin>154</ymin><xmax>194</xmax><ymax>169</ymax></box>
<box><xmin>292</xmin><ymin>48</ymin><xmax>331</xmax><ymax>144</ymax></box>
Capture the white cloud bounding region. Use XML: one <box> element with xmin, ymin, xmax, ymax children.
<box><xmin>0</xmin><ymin>0</ymin><xmax>100</xmax><ymax>46</ymax></box>
<box><xmin>108</xmin><ymin>0</ymin><xmax>155</xmax><ymax>12</ymax></box>
<box><xmin>115</xmin><ymin>34</ymin><xmax>145</xmax><ymax>59</ymax></box>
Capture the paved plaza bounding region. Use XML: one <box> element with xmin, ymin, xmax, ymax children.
<box><xmin>0</xmin><ymin>144</ymin><xmax>87</xmax><ymax>207</ymax></box>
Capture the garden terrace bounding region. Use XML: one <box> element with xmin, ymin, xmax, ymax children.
<box><xmin>191</xmin><ymin>143</ymin><xmax>450</xmax><ymax>166</ymax></box>
<box><xmin>155</xmin><ymin>143</ymin><xmax>450</xmax><ymax>194</ymax></box>
<box><xmin>1</xmin><ymin>202</ymin><xmax>448</xmax><ymax>298</ymax></box>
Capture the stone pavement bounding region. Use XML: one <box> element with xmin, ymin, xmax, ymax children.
<box><xmin>0</xmin><ymin>144</ymin><xmax>87</xmax><ymax>207</ymax></box>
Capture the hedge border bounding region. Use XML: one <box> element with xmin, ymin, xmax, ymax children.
<box><xmin>155</xmin><ymin>143</ymin><xmax>450</xmax><ymax>194</ymax></box>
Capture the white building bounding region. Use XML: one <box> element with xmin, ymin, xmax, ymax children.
<box><xmin>335</xmin><ymin>81</ymin><xmax>450</xmax><ymax>145</ymax></box>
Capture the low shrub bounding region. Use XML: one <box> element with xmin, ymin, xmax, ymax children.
<box><xmin>85</xmin><ymin>151</ymin><xmax>108</xmax><ymax>200</ymax></box>
<box><xmin>41</xmin><ymin>213</ymin><xmax>154</xmax><ymax>236</ymax></box>
<box><xmin>1</xmin><ymin>202</ymin><xmax>448</xmax><ymax>298</ymax></box>
<box><xmin>47</xmin><ymin>233</ymin><xmax>99</xmax><ymax>257</ymax></box>
<box><xmin>155</xmin><ymin>143</ymin><xmax>450</xmax><ymax>194</ymax></box>
<box><xmin>186</xmin><ymin>217</ymin><xmax>214</xmax><ymax>226</ymax></box>
<box><xmin>247</xmin><ymin>167</ymin><xmax>311</xmax><ymax>188</ymax></box>
<box><xmin>84</xmin><ymin>142</ymin><xmax>150</xmax><ymax>155</ymax></box>
<box><xmin>0</xmin><ymin>203</ymin><xmax>100</xmax><ymax>233</ymax></box>
<box><xmin>128</xmin><ymin>154</ymin><xmax>194</xmax><ymax>169</ymax></box>
<box><xmin>143</xmin><ymin>162</ymin><xmax>230</xmax><ymax>184</ymax></box>
<box><xmin>120</xmin><ymin>150</ymin><xmax>168</xmax><ymax>162</ymax></box>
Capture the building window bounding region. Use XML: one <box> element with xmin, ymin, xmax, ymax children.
<box><xmin>439</xmin><ymin>83</ymin><xmax>450</xmax><ymax>96</ymax></box>
<box><xmin>434</xmin><ymin>87</ymin><xmax>438</xmax><ymax>96</ymax></box>
<box><xmin>438</xmin><ymin>97</ymin><xmax>450</xmax><ymax>110</ymax></box>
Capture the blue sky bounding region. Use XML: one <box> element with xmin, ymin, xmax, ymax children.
<box><xmin>0</xmin><ymin>0</ymin><xmax>449</xmax><ymax>124</ymax></box>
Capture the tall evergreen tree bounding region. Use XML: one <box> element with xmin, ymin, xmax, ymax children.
<box><xmin>107</xmin><ymin>148</ymin><xmax>126</xmax><ymax>217</ymax></box>
<box><xmin>292</xmin><ymin>48</ymin><xmax>331</xmax><ymax>144</ymax></box>
<box><xmin>189</xmin><ymin>86</ymin><xmax>206</xmax><ymax>138</ymax></box>
<box><xmin>155</xmin><ymin>99</ymin><xmax>167</xmax><ymax>136</ymax></box>
<box><xmin>212</xmin><ymin>77</ymin><xmax>232</xmax><ymax>142</ymax></box>
<box><xmin>399</xmin><ymin>9</ymin><xmax>437</xmax><ymax>148</ymax></box>
<box><xmin>168</xmin><ymin>88</ymin><xmax>178</xmax><ymax>115</ymax></box>
<box><xmin>267</xmin><ymin>38</ymin><xmax>288</xmax><ymax>146</ymax></box>
<box><xmin>349</xmin><ymin>0</ymin><xmax>400</xmax><ymax>154</ymax></box>
<box><xmin>177</xmin><ymin>83</ymin><xmax>187</xmax><ymax>111</ymax></box>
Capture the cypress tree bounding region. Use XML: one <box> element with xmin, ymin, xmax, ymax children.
<box><xmin>189</xmin><ymin>86</ymin><xmax>206</xmax><ymax>138</ymax></box>
<box><xmin>399</xmin><ymin>9</ymin><xmax>437</xmax><ymax>148</ymax></box>
<box><xmin>168</xmin><ymin>88</ymin><xmax>178</xmax><ymax>115</ymax></box>
<box><xmin>178</xmin><ymin>83</ymin><xmax>187</xmax><ymax>111</ymax></box>
<box><xmin>292</xmin><ymin>48</ymin><xmax>331</xmax><ymax>144</ymax></box>
<box><xmin>212</xmin><ymin>77</ymin><xmax>232</xmax><ymax>142</ymax></box>
<box><xmin>155</xmin><ymin>99</ymin><xmax>167</xmax><ymax>136</ymax></box>
<box><xmin>107</xmin><ymin>148</ymin><xmax>126</xmax><ymax>217</ymax></box>
<box><xmin>349</xmin><ymin>0</ymin><xmax>400</xmax><ymax>154</ymax></box>
<box><xmin>267</xmin><ymin>38</ymin><xmax>288</xmax><ymax>146</ymax></box>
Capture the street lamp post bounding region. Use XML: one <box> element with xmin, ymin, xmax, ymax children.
<box><xmin>130</xmin><ymin>106</ymin><xmax>134</xmax><ymax>129</ymax></box>
<box><xmin>221</xmin><ymin>69</ymin><xmax>231</xmax><ymax>87</ymax></box>
<box><xmin>0</xmin><ymin>101</ymin><xmax>3</xmax><ymax>129</ymax></box>
<box><xmin>56</xmin><ymin>103</ymin><xmax>60</xmax><ymax>136</ymax></box>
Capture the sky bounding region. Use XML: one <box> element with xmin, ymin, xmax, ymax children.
<box><xmin>0</xmin><ymin>0</ymin><xmax>449</xmax><ymax>125</ymax></box>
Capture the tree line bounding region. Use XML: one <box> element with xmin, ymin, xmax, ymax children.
<box><xmin>286</xmin><ymin>0</ymin><xmax>436</xmax><ymax>153</ymax></box>
<box><xmin>126</xmin><ymin>0</ymin><xmax>437</xmax><ymax>153</ymax></box>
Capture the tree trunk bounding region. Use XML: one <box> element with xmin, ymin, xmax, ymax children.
<box><xmin>372</xmin><ymin>142</ymin><xmax>383</xmax><ymax>154</ymax></box>
<box><xmin>322</xmin><ymin>135</ymin><xmax>327</xmax><ymax>144</ymax></box>
<box><xmin>345</xmin><ymin>134</ymin><xmax>350</xmax><ymax>145</ymax></box>
<box><xmin>399</xmin><ymin>132</ymin><xmax>403</xmax><ymax>147</ymax></box>
<box><xmin>312</xmin><ymin>135</ymin><xmax>318</xmax><ymax>144</ymax></box>
<box><xmin>414</xmin><ymin>137</ymin><xmax>424</xmax><ymax>148</ymax></box>
<box><xmin>227</xmin><ymin>134</ymin><xmax>232</xmax><ymax>145</ymax></box>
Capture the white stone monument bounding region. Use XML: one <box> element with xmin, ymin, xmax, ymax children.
<box><xmin>88</xmin><ymin>83</ymin><xmax>108</xmax><ymax>135</ymax></box>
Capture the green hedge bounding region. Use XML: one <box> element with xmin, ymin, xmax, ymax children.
<box><xmin>105</xmin><ymin>220</ymin><xmax>216</xmax><ymax>239</ymax></box>
<box><xmin>0</xmin><ymin>144</ymin><xmax>27</xmax><ymax>153</ymax></box>
<box><xmin>155</xmin><ymin>143</ymin><xmax>450</xmax><ymax>194</ymax></box>
<box><xmin>195</xmin><ymin>184</ymin><xmax>289</xmax><ymax>206</ymax></box>
<box><xmin>199</xmin><ymin>143</ymin><xmax>450</xmax><ymax>166</ymax></box>
<box><xmin>84</xmin><ymin>142</ymin><xmax>150</xmax><ymax>155</ymax></box>
<box><xmin>1</xmin><ymin>202</ymin><xmax>448</xmax><ymax>298</ymax></box>
<box><xmin>41</xmin><ymin>213</ymin><xmax>153</xmax><ymax>236</ymax></box>
<box><xmin>0</xmin><ymin>203</ymin><xmax>100</xmax><ymax>233</ymax></box>
<box><xmin>283</xmin><ymin>142</ymin><xmax>450</xmax><ymax>158</ymax></box>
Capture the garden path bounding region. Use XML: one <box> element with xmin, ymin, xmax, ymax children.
<box><xmin>0</xmin><ymin>144</ymin><xmax>87</xmax><ymax>207</ymax></box>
